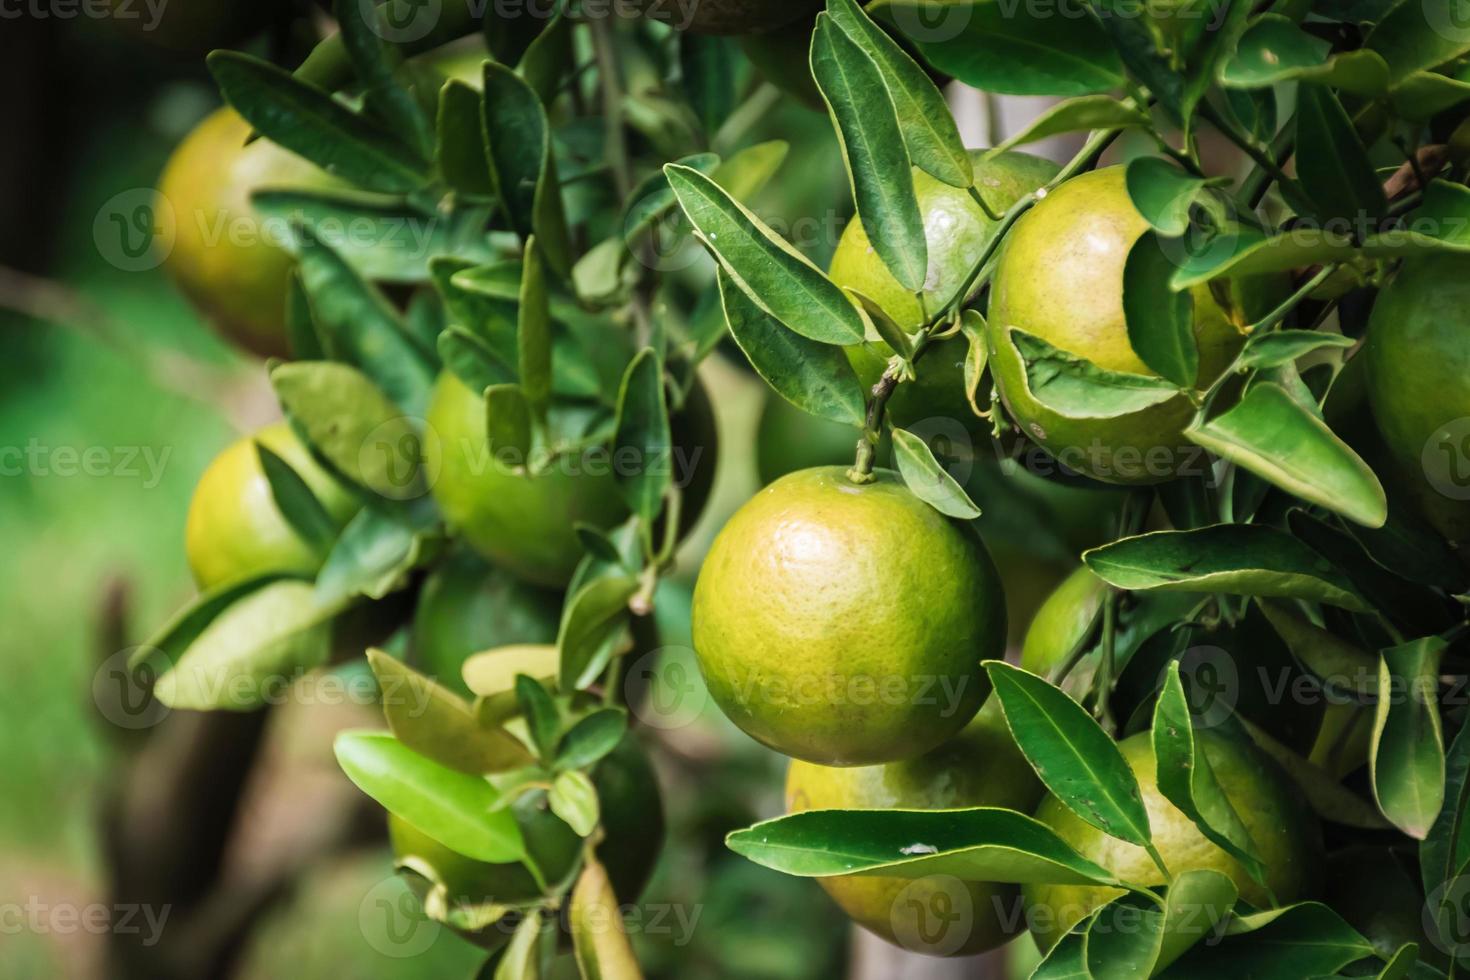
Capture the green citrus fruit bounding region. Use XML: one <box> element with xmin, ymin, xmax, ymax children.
<box><xmin>832</xmin><ymin>152</ymin><xmax>1060</xmax><ymax>442</ymax></box>
<box><xmin>692</xmin><ymin>466</ymin><xmax>1005</xmax><ymax>765</ymax></box>
<box><xmin>411</xmin><ymin>548</ymin><xmax>562</xmax><ymax>697</ymax></box>
<box><xmin>185</xmin><ymin>421</ymin><xmax>358</xmax><ymax>589</ymax></box>
<box><xmin>1362</xmin><ymin>253</ymin><xmax>1470</xmax><ymax>551</ymax></box>
<box><xmin>425</xmin><ymin>370</ymin><xmax>716</xmax><ymax>588</ymax></box>
<box><xmin>158</xmin><ymin>107</ymin><xmax>344</xmax><ymax>358</ymax></box>
<box><xmin>785</xmin><ymin>700</ymin><xmax>1042</xmax><ymax>955</ymax></box>
<box><xmin>1023</xmin><ymin>730</ymin><xmax>1322</xmax><ymax>951</ymax></box>
<box><xmin>1020</xmin><ymin>565</ymin><xmax>1108</xmax><ymax>679</ymax></box>
<box><xmin>987</xmin><ymin>166</ymin><xmax>1284</xmax><ymax>484</ymax></box>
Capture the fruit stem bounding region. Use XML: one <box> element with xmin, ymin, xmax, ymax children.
<box><xmin>968</xmin><ymin>184</ymin><xmax>1001</xmax><ymax>222</ymax></box>
<box><xmin>848</xmin><ymin>371</ymin><xmax>900</xmax><ymax>484</ymax></box>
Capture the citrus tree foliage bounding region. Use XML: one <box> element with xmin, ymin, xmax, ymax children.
<box><xmin>142</xmin><ymin>0</ymin><xmax>1470</xmax><ymax>975</ymax></box>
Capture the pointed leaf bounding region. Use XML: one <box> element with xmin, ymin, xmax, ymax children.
<box><xmin>1123</xmin><ymin>231</ymin><xmax>1198</xmax><ymax>387</ymax></box>
<box><xmin>571</xmin><ymin>856</ymin><xmax>644</xmax><ymax>980</ymax></box>
<box><xmin>1157</xmin><ymin>902</ymin><xmax>1374</xmax><ymax>979</ymax></box>
<box><xmin>517</xmin><ymin>238</ymin><xmax>552</xmax><ymax>417</ymax></box>
<box><xmin>333</xmin><ymin>0</ymin><xmax>432</xmax><ymax>155</ymax></box>
<box><xmin>437</xmin><ymin>79</ymin><xmax>493</xmax><ymax>196</ymax></box>
<box><xmin>1257</xmin><ymin>599</ymin><xmax>1379</xmax><ymax>698</ymax></box>
<box><xmin>1295</xmin><ymin>83</ymin><xmax>1388</xmax><ymax>225</ymax></box>
<box><xmin>462</xmin><ymin>644</ymin><xmax>560</xmax><ymax>700</ymax></box>
<box><xmin>1238</xmin><ymin>716</ymin><xmax>1391</xmax><ymax>830</ymax></box>
<box><xmin>990</xmin><ymin>95</ymin><xmax>1150</xmax><ymax>156</ymax></box>
<box><xmin>1371</xmin><ymin>637</ymin><xmax>1447</xmax><ymax>839</ymax></box>
<box><xmin>314</xmin><ymin>506</ymin><xmax>424</xmax><ymax>606</ymax></box>
<box><xmin>1084</xmin><ymin>892</ymin><xmax>1163</xmax><ymax>980</ymax></box>
<box><xmin>556</xmin><ymin>709</ymin><xmax>628</xmax><ymax>771</ymax></box>
<box><xmin>1007</xmin><ymin>328</ymin><xmax>1180</xmax><ymax>419</ymax></box>
<box><xmin>612</xmin><ymin>348</ymin><xmax>672</xmax><ymax>524</ymax></box>
<box><xmin>1125</xmin><ymin>159</ymin><xmax>1207</xmax><ymax>238</ymax></box>
<box><xmin>1155</xmin><ymin>870</ymin><xmax>1238</xmax><ymax>974</ymax></box>
<box><xmin>1423</xmin><ymin>720</ymin><xmax>1470</xmax><ymax>898</ymax></box>
<box><xmin>892</xmin><ymin>427</ymin><xmax>982</xmax><ymax>519</ymax></box>
<box><xmin>254</xmin><ymin>441</ymin><xmax>340</xmax><ymax>552</ymax></box>
<box><xmin>558</xmin><ymin>574</ymin><xmax>638</xmax><ymax>691</ymax></box>
<box><xmin>515</xmin><ymin>674</ymin><xmax>560</xmax><ymax>762</ymax></box>
<box><xmin>1235</xmin><ymin>329</ymin><xmax>1355</xmax><ymax>371</ymax></box>
<box><xmin>482</xmin><ymin>62</ymin><xmax>569</xmax><ymax>276</ymax></box>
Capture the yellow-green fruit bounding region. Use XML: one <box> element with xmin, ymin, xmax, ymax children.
<box><xmin>692</xmin><ymin>466</ymin><xmax>1004</xmax><ymax>766</ymax></box>
<box><xmin>1019</xmin><ymin>565</ymin><xmax>1107</xmax><ymax>678</ymax></box>
<box><xmin>1023</xmin><ymin>731</ymin><xmax>1322</xmax><ymax>952</ymax></box>
<box><xmin>832</xmin><ymin>152</ymin><xmax>1060</xmax><ymax>442</ymax></box>
<box><xmin>988</xmin><ymin>167</ymin><xmax>1278</xmax><ymax>484</ymax></box>
<box><xmin>412</xmin><ymin>549</ymin><xmax>562</xmax><ymax>697</ymax></box>
<box><xmin>785</xmin><ymin>701</ymin><xmax>1042</xmax><ymax>956</ymax></box>
<box><xmin>185</xmin><ymin>421</ymin><xmax>358</xmax><ymax>589</ymax></box>
<box><xmin>158</xmin><ymin>108</ymin><xmax>343</xmax><ymax>358</ymax></box>
<box><xmin>1362</xmin><ymin>254</ymin><xmax>1470</xmax><ymax>551</ymax></box>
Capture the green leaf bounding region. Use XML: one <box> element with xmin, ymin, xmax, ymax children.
<box><xmin>1294</xmin><ymin>83</ymin><xmax>1388</xmax><ymax>225</ymax></box>
<box><xmin>846</xmin><ymin>288</ymin><xmax>912</xmax><ymax>358</ymax></box>
<box><xmin>907</xmin><ymin>0</ymin><xmax>1124</xmax><ymax>97</ymax></box>
<box><xmin>1084</xmin><ymin>892</ymin><xmax>1163</xmax><ymax>980</ymax></box>
<box><xmin>517</xmin><ymin>238</ymin><xmax>552</xmax><ymax>418</ymax></box>
<box><xmin>432</xmin><ymin>256</ymin><xmax>520</xmax><ymax>368</ymax></box>
<box><xmin>294</xmin><ymin>225</ymin><xmax>436</xmax><ymax>416</ymax></box>
<box><xmin>207</xmin><ymin>51</ymin><xmax>427</xmax><ymax>193</ymax></box>
<box><xmin>482</xmin><ymin>61</ymin><xmax>570</xmax><ymax>277</ymax></box>
<box><xmin>314</xmin><ymin>506</ymin><xmax>425</xmax><ymax>607</ymax></box>
<box><xmin>622</xmin><ymin>151</ymin><xmax>720</xmax><ymax>250</ymax></box>
<box><xmin>285</xmin><ymin>269</ymin><xmax>324</xmax><ymax>360</ymax></box>
<box><xmin>1154</xmin><ymin>869</ymin><xmax>1238</xmax><ymax>974</ymax></box>
<box><xmin>664</xmin><ymin>164</ymin><xmax>867</xmax><ymax>345</ymax></box>
<box><xmin>484</xmin><ymin>383</ymin><xmax>534</xmax><ymax>467</ymax></box>
<box><xmin>1125</xmin><ymin>158</ymin><xmax>1206</xmax><ymax>238</ymax></box>
<box><xmin>1157</xmin><ymin>902</ymin><xmax>1374</xmax><ymax>979</ymax></box>
<box><xmin>718</xmin><ymin>271</ymin><xmax>865</xmax><ymax>426</ymax></box>
<box><xmin>334</xmin><ymin>729</ymin><xmax>524</xmax><ymax>863</ymax></box>
<box><xmin>1366</xmin><ymin>0</ymin><xmax>1470</xmax><ymax>87</ymax></box>
<box><xmin>892</xmin><ymin>428</ymin><xmax>982</xmax><ymax>520</ymax></box>
<box><xmin>151</xmin><ymin>580</ymin><xmax>338</xmax><ymax>709</ymax></box>
<box><xmin>570</xmin><ymin>857</ymin><xmax>643</xmax><ymax>979</ymax></box>
<box><xmin>989</xmin><ymin>95</ymin><xmax>1150</xmax><ymax>156</ymax></box>
<box><xmin>254</xmin><ymin>190</ymin><xmax>494</xmax><ymax>281</ymax></box>
<box><xmin>710</xmin><ymin>140</ymin><xmax>790</xmax><ymax>202</ymax></box>
<box><xmin>436</xmin><ymin>80</ymin><xmax>493</xmax><ymax>196</ymax></box>
<box><xmin>1374</xmin><ymin>943</ymin><xmax>1421</xmax><ymax>980</ymax></box>
<box><xmin>439</xmin><ymin>326</ymin><xmax>514</xmax><ymax>394</ymax></box>
<box><xmin>514</xmin><ymin>674</ymin><xmax>560</xmax><ymax>762</ymax></box>
<box><xmin>333</xmin><ymin>0</ymin><xmax>431</xmax><ymax>156</ymax></box>
<box><xmin>1151</xmin><ymin>662</ymin><xmax>1268</xmax><ymax>889</ymax></box>
<box><xmin>271</xmin><ymin>361</ymin><xmax>426</xmax><ymax>501</ymax></box>
<box><xmin>612</xmin><ymin>348</ymin><xmax>673</xmax><ymax>525</ymax></box>
<box><xmin>726</xmin><ymin>806</ymin><xmax>1123</xmax><ymax>886</ymax></box>
<box><xmin>1423</xmin><ymin>720</ymin><xmax>1470</xmax><ymax>898</ymax></box>
<box><xmin>557</xmin><ymin>574</ymin><xmax>638</xmax><ymax>691</ymax></box>
<box><xmin>1032</xmin><ymin>924</ymin><xmax>1089</xmax><ymax>978</ymax></box>
<box><xmin>556</xmin><ymin>709</ymin><xmax>628</xmax><ymax>771</ymax></box>
<box><xmin>549</xmin><ymin>770</ymin><xmax>600</xmax><ymax>837</ymax></box>
<box><xmin>367</xmin><ymin>650</ymin><xmax>533</xmax><ymax>774</ymax></box>
<box><xmin>130</xmin><ymin>573</ymin><xmax>288</xmax><ymax>675</ymax></box>
<box><xmin>1007</xmin><ymin>328</ymin><xmax>1181</xmax><ymax>419</ymax></box>
<box><xmin>826</xmin><ymin>0</ymin><xmax>970</xmax><ymax>188</ymax></box>
<box><xmin>960</xmin><ymin>310</ymin><xmax>989</xmax><ymax>418</ymax></box>
<box><xmin>462</xmin><ymin>644</ymin><xmax>560</xmax><ymax>700</ymax></box>
<box><xmin>985</xmin><ymin>661</ymin><xmax>1153</xmax><ymax>847</ymax></box>
<box><xmin>1122</xmin><ymin>231</ymin><xmax>1198</xmax><ymax>388</ymax></box>
<box><xmin>1371</xmin><ymin>637</ymin><xmax>1447</xmax><ymax>839</ymax></box>
<box><xmin>517</xmin><ymin>13</ymin><xmax>571</xmax><ymax>104</ymax></box>
<box><xmin>1235</xmin><ymin>329</ymin><xmax>1355</xmax><ymax>371</ymax></box>
<box><xmin>1257</xmin><ymin>599</ymin><xmax>1379</xmax><ymax>699</ymax></box>
<box><xmin>1221</xmin><ymin>15</ymin><xmax>1389</xmax><ymax>93</ymax></box>
<box><xmin>1083</xmin><ymin>525</ymin><xmax>1369</xmax><ymax>611</ymax></box>
<box><xmin>496</xmin><ymin>911</ymin><xmax>547</xmax><ymax>980</ymax></box>
<box><xmin>1237</xmin><ymin>716</ymin><xmax>1391</xmax><ymax>831</ymax></box>
<box><xmin>254</xmin><ymin>441</ymin><xmax>340</xmax><ymax>552</ymax></box>
<box><xmin>1187</xmin><ymin>383</ymin><xmax>1388</xmax><ymax>528</ymax></box>
<box><xmin>680</xmin><ymin>34</ymin><xmax>738</xmax><ymax>137</ymax></box>
<box><xmin>811</xmin><ymin>14</ymin><xmax>927</xmax><ymax>293</ymax></box>
<box><xmin>1391</xmin><ymin>70</ymin><xmax>1470</xmax><ymax>120</ymax></box>
<box><xmin>1088</xmin><ymin>0</ymin><xmax>1184</xmax><ymax>123</ymax></box>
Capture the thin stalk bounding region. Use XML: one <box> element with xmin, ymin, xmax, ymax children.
<box><xmin>589</xmin><ymin>18</ymin><xmax>631</xmax><ymax>201</ymax></box>
<box><xmin>1245</xmin><ymin>264</ymin><xmax>1338</xmax><ymax>334</ymax></box>
<box><xmin>1201</xmin><ymin>101</ymin><xmax>1292</xmax><ymax>193</ymax></box>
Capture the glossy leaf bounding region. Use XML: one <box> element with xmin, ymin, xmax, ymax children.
<box><xmin>1152</xmin><ymin>662</ymin><xmax>1267</xmax><ymax>888</ymax></box>
<box><xmin>1154</xmin><ymin>869</ymin><xmax>1238</xmax><ymax>973</ymax></box>
<box><xmin>1423</xmin><ymin>720</ymin><xmax>1470</xmax><ymax>897</ymax></box>
<box><xmin>571</xmin><ymin>856</ymin><xmax>644</xmax><ymax>979</ymax></box>
<box><xmin>558</xmin><ymin>574</ymin><xmax>638</xmax><ymax>692</ymax></box>
<box><xmin>208</xmin><ymin>51</ymin><xmax>427</xmax><ymax>193</ymax></box>
<box><xmin>1157</xmin><ymin>902</ymin><xmax>1374</xmax><ymax>979</ymax></box>
<box><xmin>847</xmin><ymin>288</ymin><xmax>912</xmax><ymax>359</ymax></box>
<box><xmin>727</xmin><ymin>806</ymin><xmax>1123</xmax><ymax>886</ymax></box>
<box><xmin>1366</xmin><ymin>0</ymin><xmax>1470</xmax><ymax>86</ymax></box>
<box><xmin>549</xmin><ymin>769</ymin><xmax>600</xmax><ymax>837</ymax></box>
<box><xmin>664</xmin><ymin>164</ymin><xmax>866</xmax><ymax>345</ymax></box>
<box><xmin>811</xmin><ymin>13</ymin><xmax>927</xmax><ymax>293</ymax></box>
<box><xmin>719</xmin><ymin>271</ymin><xmax>865</xmax><ymax>426</ymax></box>
<box><xmin>989</xmin><ymin>95</ymin><xmax>1150</xmax><ymax>156</ymax></box>
<box><xmin>334</xmin><ymin>729</ymin><xmax>523</xmax><ymax>863</ymax></box>
<box><xmin>254</xmin><ymin>441</ymin><xmax>339</xmax><ymax>552</ymax></box>
<box><xmin>367</xmin><ymin>650</ymin><xmax>533</xmax><ymax>774</ymax></box>
<box><xmin>271</xmin><ymin>361</ymin><xmax>426</xmax><ymax>501</ymax></box>
<box><xmin>152</xmin><ymin>580</ymin><xmax>337</xmax><ymax>709</ymax></box>
<box><xmin>1222</xmin><ymin>15</ymin><xmax>1389</xmax><ymax>93</ymax></box>
<box><xmin>515</xmin><ymin>674</ymin><xmax>560</xmax><ymax>762</ymax></box>
<box><xmin>1371</xmin><ymin>637</ymin><xmax>1447</xmax><ymax>839</ymax></box>
<box><xmin>986</xmin><ymin>661</ymin><xmax>1152</xmax><ymax>846</ymax></box>
<box><xmin>613</xmin><ymin>348</ymin><xmax>672</xmax><ymax>524</ymax></box>
<box><xmin>556</xmin><ymin>709</ymin><xmax>628</xmax><ymax>771</ymax></box>
<box><xmin>1295</xmin><ymin>83</ymin><xmax>1388</xmax><ymax>225</ymax></box>
<box><xmin>892</xmin><ymin>428</ymin><xmax>982</xmax><ymax>520</ymax></box>
<box><xmin>1007</xmin><ymin>328</ymin><xmax>1180</xmax><ymax>419</ymax></box>
<box><xmin>826</xmin><ymin>0</ymin><xmax>970</xmax><ymax>188</ymax></box>
<box><xmin>1125</xmin><ymin>158</ymin><xmax>1206</xmax><ymax>238</ymax></box>
<box><xmin>1235</xmin><ymin>329</ymin><xmax>1355</xmax><ymax>371</ymax></box>
<box><xmin>1187</xmin><ymin>383</ymin><xmax>1387</xmax><ymax>527</ymax></box>
<box><xmin>517</xmin><ymin>238</ymin><xmax>552</xmax><ymax>418</ymax></box>
<box><xmin>481</xmin><ymin>62</ymin><xmax>570</xmax><ymax>276</ymax></box>
<box><xmin>1083</xmin><ymin>525</ymin><xmax>1368</xmax><ymax>611</ymax></box>
<box><xmin>1084</xmin><ymin>891</ymin><xmax>1163</xmax><ymax>980</ymax></box>
<box><xmin>436</xmin><ymin>80</ymin><xmax>493</xmax><ymax>196</ymax></box>
<box><xmin>1123</xmin><ymin>231</ymin><xmax>1198</xmax><ymax>387</ymax></box>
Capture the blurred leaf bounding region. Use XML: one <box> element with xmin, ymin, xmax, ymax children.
<box><xmin>482</xmin><ymin>62</ymin><xmax>570</xmax><ymax>276</ymax></box>
<box><xmin>1123</xmin><ymin>230</ymin><xmax>1198</xmax><ymax>387</ymax></box>
<box><xmin>439</xmin><ymin>325</ymin><xmax>515</xmax><ymax>393</ymax></box>
<box><xmin>1371</xmin><ymin>637</ymin><xmax>1447</xmax><ymax>839</ymax></box>
<box><xmin>681</xmin><ymin>34</ymin><xmax>738</xmax><ymax>137</ymax></box>
<box><xmin>827</xmin><ymin>0</ymin><xmax>970</xmax><ymax>188</ymax></box>
<box><xmin>271</xmin><ymin>361</ymin><xmax>426</xmax><ymax>501</ymax></box>
<box><xmin>1238</xmin><ymin>716</ymin><xmax>1391</xmax><ymax>830</ymax></box>
<box><xmin>432</xmin><ymin>256</ymin><xmax>520</xmax><ymax>367</ymax></box>
<box><xmin>613</xmin><ymin>348</ymin><xmax>672</xmax><ymax>524</ymax></box>
<box><xmin>515</xmin><ymin>674</ymin><xmax>560</xmax><ymax>762</ymax></box>
<box><xmin>571</xmin><ymin>857</ymin><xmax>644</xmax><ymax>979</ymax></box>
<box><xmin>1125</xmin><ymin>158</ymin><xmax>1206</xmax><ymax>238</ymax></box>
<box><xmin>315</xmin><ymin>506</ymin><xmax>426</xmax><ymax>606</ymax></box>
<box><xmin>990</xmin><ymin>95</ymin><xmax>1150</xmax><ymax>156</ymax></box>
<box><xmin>892</xmin><ymin>428</ymin><xmax>982</xmax><ymax>519</ymax></box>
<box><xmin>709</xmin><ymin>139</ymin><xmax>790</xmax><ymax>202</ymax></box>
<box><xmin>557</xmin><ymin>710</ymin><xmax>628</xmax><ymax>770</ymax></box>
<box><xmin>285</xmin><ymin>269</ymin><xmax>325</xmax><ymax>360</ymax></box>
<box><xmin>484</xmin><ymin>383</ymin><xmax>534</xmax><ymax>467</ymax></box>
<box><xmin>1295</xmin><ymin>83</ymin><xmax>1388</xmax><ymax>225</ymax></box>
<box><xmin>131</xmin><ymin>573</ymin><xmax>287</xmax><ymax>674</ymax></box>
<box><xmin>622</xmin><ymin>151</ymin><xmax>720</xmax><ymax>249</ymax></box>
<box><xmin>496</xmin><ymin>911</ymin><xmax>546</xmax><ymax>980</ymax></box>
<box><xmin>1366</xmin><ymin>0</ymin><xmax>1470</xmax><ymax>86</ymax></box>
<box><xmin>335</xmin><ymin>730</ymin><xmax>523</xmax><ymax>861</ymax></box>
<box><xmin>517</xmin><ymin>238</ymin><xmax>552</xmax><ymax>418</ymax></box>
<box><xmin>1257</xmin><ymin>599</ymin><xmax>1379</xmax><ymax>698</ymax></box>
<box><xmin>334</xmin><ymin>0</ymin><xmax>432</xmax><ymax>155</ymax></box>
<box><xmin>1156</xmin><ymin>902</ymin><xmax>1374</xmax><ymax>979</ymax></box>
<box><xmin>664</xmin><ymin>163</ymin><xmax>867</xmax><ymax>345</ymax></box>
<box><xmin>208</xmin><ymin>51</ymin><xmax>427</xmax><ymax>193</ymax></box>
<box><xmin>368</xmin><ymin>650</ymin><xmax>534</xmax><ymax>773</ymax></box>
<box><xmin>985</xmin><ymin>661</ymin><xmax>1153</xmax><ymax>846</ymax></box>
<box><xmin>1089</xmin><ymin>0</ymin><xmax>1183</xmax><ymax>122</ymax></box>
<box><xmin>549</xmin><ymin>770</ymin><xmax>599</xmax><ymax>836</ymax></box>
<box><xmin>153</xmin><ymin>580</ymin><xmax>337</xmax><ymax>709</ymax></box>
<box><xmin>436</xmin><ymin>80</ymin><xmax>494</xmax><ymax>196</ymax></box>
<box><xmin>254</xmin><ymin>441</ymin><xmax>340</xmax><ymax>552</ymax></box>
<box><xmin>1083</xmin><ymin>526</ymin><xmax>1369</xmax><ymax>610</ymax></box>
<box><xmin>518</xmin><ymin>13</ymin><xmax>571</xmax><ymax>104</ymax></box>
<box><xmin>718</xmin><ymin>270</ymin><xmax>865</xmax><ymax>426</ymax></box>
<box><xmin>1007</xmin><ymin>328</ymin><xmax>1180</xmax><ymax>418</ymax></box>
<box><xmin>1391</xmin><ymin>70</ymin><xmax>1470</xmax><ymax>119</ymax></box>
<box><xmin>558</xmin><ymin>574</ymin><xmax>638</xmax><ymax>691</ymax></box>
<box><xmin>727</xmin><ymin>806</ymin><xmax>1123</xmax><ymax>885</ymax></box>
<box><xmin>463</xmin><ymin>644</ymin><xmax>560</xmax><ymax>699</ymax></box>
<box><xmin>1187</xmin><ymin>383</ymin><xmax>1387</xmax><ymax>527</ymax></box>
<box><xmin>811</xmin><ymin>13</ymin><xmax>927</xmax><ymax>293</ymax></box>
